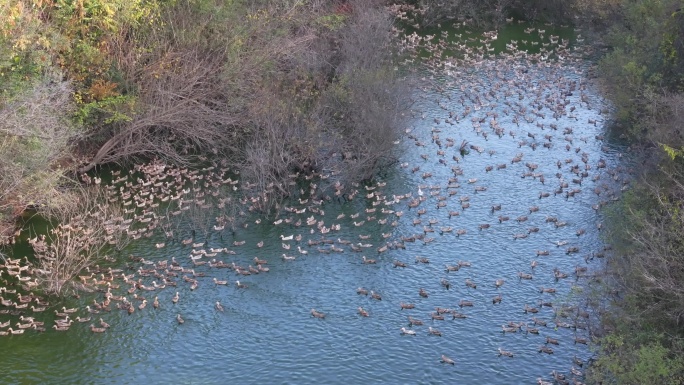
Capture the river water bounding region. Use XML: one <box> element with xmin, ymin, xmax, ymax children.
<box><xmin>0</xmin><ymin>21</ymin><xmax>626</xmax><ymax>384</ymax></box>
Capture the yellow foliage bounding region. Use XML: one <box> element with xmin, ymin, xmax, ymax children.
<box><xmin>87</xmin><ymin>79</ymin><xmax>119</xmax><ymax>101</ymax></box>
<box><xmin>660</xmin><ymin>144</ymin><xmax>684</xmax><ymax>160</ymax></box>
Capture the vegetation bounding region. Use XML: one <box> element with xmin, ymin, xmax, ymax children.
<box><xmin>568</xmin><ymin>0</ymin><xmax>684</xmax><ymax>384</ymax></box>
<box><xmin>0</xmin><ymin>0</ymin><xmax>408</xmax><ymax>240</ymax></box>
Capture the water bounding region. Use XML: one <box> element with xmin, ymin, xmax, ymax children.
<box><xmin>0</xmin><ymin>25</ymin><xmax>626</xmax><ymax>385</ymax></box>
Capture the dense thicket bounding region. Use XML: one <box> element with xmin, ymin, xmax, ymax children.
<box><xmin>0</xmin><ymin>0</ymin><xmax>407</xmax><ymax>239</ymax></box>
<box><xmin>570</xmin><ymin>1</ymin><xmax>684</xmax><ymax>384</ymax></box>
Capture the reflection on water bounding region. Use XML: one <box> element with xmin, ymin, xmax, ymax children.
<box><xmin>0</xmin><ymin>23</ymin><xmax>627</xmax><ymax>385</ymax></box>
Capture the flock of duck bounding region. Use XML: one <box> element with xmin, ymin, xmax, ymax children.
<box><xmin>0</xmin><ymin>12</ymin><xmax>627</xmax><ymax>385</ymax></box>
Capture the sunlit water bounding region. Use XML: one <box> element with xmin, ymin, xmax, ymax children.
<box><xmin>0</xmin><ymin>23</ymin><xmax>627</xmax><ymax>385</ymax></box>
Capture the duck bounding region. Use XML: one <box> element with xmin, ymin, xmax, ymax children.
<box><xmin>213</xmin><ymin>278</ymin><xmax>228</xmax><ymax>285</ymax></box>
<box><xmin>492</xmin><ymin>294</ymin><xmax>503</xmax><ymax>304</ymax></box>
<box><xmin>99</xmin><ymin>318</ymin><xmax>110</xmax><ymax>328</ymax></box>
<box><xmin>362</xmin><ymin>256</ymin><xmax>376</xmax><ymax>264</ymax></box>
<box><xmin>451</xmin><ymin>311</ymin><xmax>467</xmax><ymax>320</ymax></box>
<box><xmin>545</xmin><ymin>336</ymin><xmax>559</xmax><ymax>345</ymax></box>
<box><xmin>574</xmin><ymin>336</ymin><xmax>588</xmax><ymax>345</ymax></box>
<box><xmin>418</xmin><ymin>288</ymin><xmax>429</xmax><ymax>298</ymax></box>
<box><xmin>459</xmin><ymin>300</ymin><xmax>473</xmax><ymax>308</ymax></box>
<box><xmin>430</xmin><ymin>312</ymin><xmax>444</xmax><ymax>321</ymax></box>
<box><xmin>440</xmin><ymin>278</ymin><xmax>450</xmax><ymax>290</ymax></box>
<box><xmin>415</xmin><ymin>256</ymin><xmax>430</xmax><ymax>264</ymax></box>
<box><xmin>52</xmin><ymin>324</ymin><xmax>70</xmax><ymax>331</ymax></box>
<box><xmin>7</xmin><ymin>327</ymin><xmax>24</xmax><ymax>335</ymax></box>
<box><xmin>235</xmin><ymin>281</ymin><xmax>248</xmax><ymax>289</ymax></box>
<box><xmin>498</xmin><ymin>347</ymin><xmax>514</xmax><ymax>357</ymax></box>
<box><xmin>75</xmin><ymin>316</ymin><xmax>91</xmax><ymax>323</ymax></box>
<box><xmin>310</xmin><ymin>309</ymin><xmax>326</xmax><ymax>319</ymax></box>
<box><xmin>138</xmin><ymin>300</ymin><xmax>147</xmax><ymax>310</ymax></box>
<box><xmin>215</xmin><ymin>301</ymin><xmax>224</xmax><ymax>312</ymax></box>
<box><xmin>495</xmin><ymin>279</ymin><xmax>505</xmax><ymax>288</ymax></box>
<box><xmin>90</xmin><ymin>324</ymin><xmax>107</xmax><ymax>333</ymax></box>
<box><xmin>356</xmin><ymin>287</ymin><xmax>368</xmax><ymax>296</ymax></box>
<box><xmin>538</xmin><ymin>346</ymin><xmax>554</xmax><ymax>354</ymax></box>
<box><xmin>370</xmin><ymin>291</ymin><xmax>382</xmax><ymax>300</ymax></box>
<box><xmin>176</xmin><ymin>314</ymin><xmax>185</xmax><ymax>324</ymax></box>
<box><xmin>532</xmin><ymin>317</ymin><xmax>548</xmax><ymax>327</ymax></box>
<box><xmin>554</xmin><ymin>268</ymin><xmax>569</xmax><ymax>279</ymax></box>
<box><xmin>257</xmin><ymin>265</ymin><xmax>270</xmax><ymax>273</ymax></box>
<box><xmin>54</xmin><ymin>317</ymin><xmax>72</xmax><ymax>326</ymax></box>
<box><xmin>17</xmin><ymin>293</ymin><xmax>32</xmax><ymax>304</ymax></box>
<box><xmin>400</xmin><ymin>302</ymin><xmax>415</xmax><ymax>310</ymax></box>
<box><xmin>393</xmin><ymin>260</ymin><xmax>407</xmax><ymax>268</ymax></box>
<box><xmin>440</xmin><ymin>354</ymin><xmax>455</xmax><ymax>365</ymax></box>
<box><xmin>518</xmin><ymin>272</ymin><xmax>533</xmax><ymax>280</ymax></box>
<box><xmin>15</xmin><ymin>322</ymin><xmax>33</xmax><ymax>329</ymax></box>
<box><xmin>428</xmin><ymin>327</ymin><xmax>442</xmax><ymax>336</ymax></box>
<box><xmin>31</xmin><ymin>324</ymin><xmax>46</xmax><ymax>332</ymax></box>
<box><xmin>172</xmin><ymin>292</ymin><xmax>179</xmax><ymax>304</ymax></box>
<box><xmin>357</xmin><ymin>307</ymin><xmax>369</xmax><ymax>317</ymax></box>
<box><xmin>408</xmin><ymin>316</ymin><xmax>423</xmax><ymax>326</ymax></box>
<box><xmin>153</xmin><ymin>296</ymin><xmax>159</xmax><ymax>309</ymax></box>
<box><xmin>465</xmin><ymin>279</ymin><xmax>477</xmax><ymax>289</ymax></box>
<box><xmin>400</xmin><ymin>327</ymin><xmax>416</xmax><ymax>336</ymax></box>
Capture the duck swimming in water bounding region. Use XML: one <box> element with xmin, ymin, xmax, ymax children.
<box><xmin>440</xmin><ymin>354</ymin><xmax>455</xmax><ymax>365</ymax></box>
<box><xmin>310</xmin><ymin>309</ymin><xmax>326</xmax><ymax>319</ymax></box>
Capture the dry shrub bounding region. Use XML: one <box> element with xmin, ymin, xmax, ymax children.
<box><xmin>606</xmin><ymin>165</ymin><xmax>684</xmax><ymax>326</ymax></box>
<box><xmin>648</xmin><ymin>93</ymin><xmax>684</xmax><ymax>149</ymax></box>
<box><xmin>0</xmin><ymin>76</ymin><xmax>81</xmax><ymax>239</ymax></box>
<box><xmin>415</xmin><ymin>0</ymin><xmax>511</xmax><ymax>28</ymax></box>
<box><xmin>319</xmin><ymin>4</ymin><xmax>408</xmax><ymax>184</ymax></box>
<box><xmin>30</xmin><ymin>186</ymin><xmax>116</xmax><ymax>295</ymax></box>
<box><xmin>233</xmin><ymin>1</ymin><xmax>408</xmax><ymax>208</ymax></box>
<box><xmin>80</xmin><ymin>0</ymin><xmax>407</xmax><ymax>210</ymax></box>
<box><xmin>80</xmin><ymin>46</ymin><xmax>241</xmax><ymax>172</ymax></box>
<box><xmin>80</xmin><ymin>0</ymin><xmax>324</xmax><ymax>173</ymax></box>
